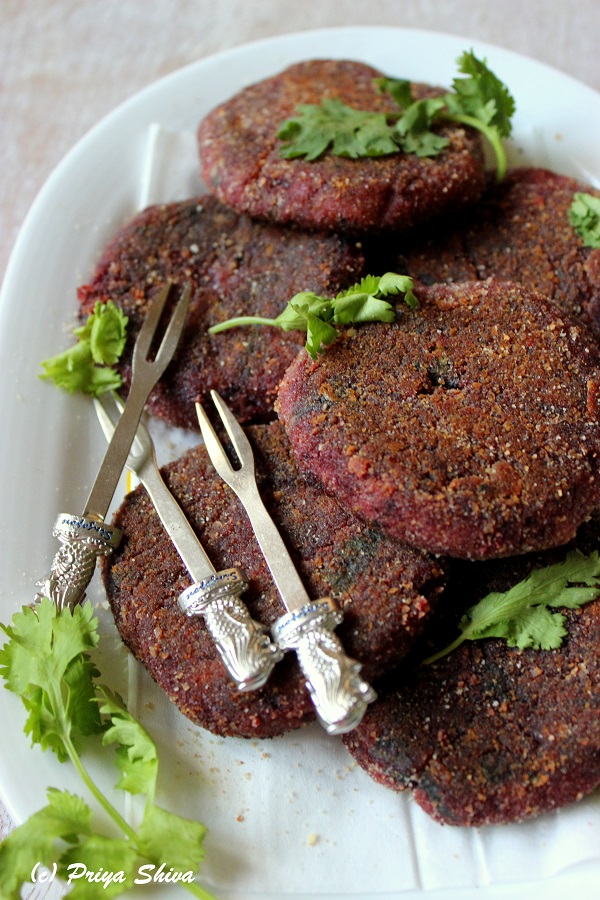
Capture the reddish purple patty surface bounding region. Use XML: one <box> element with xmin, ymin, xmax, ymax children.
<box><xmin>277</xmin><ymin>279</ymin><xmax>600</xmax><ymax>560</ymax></box>
<box><xmin>198</xmin><ymin>59</ymin><xmax>486</xmax><ymax>234</ymax></box>
<box><xmin>390</xmin><ymin>167</ymin><xmax>600</xmax><ymax>339</ymax></box>
<box><xmin>102</xmin><ymin>422</ymin><xmax>445</xmax><ymax>739</ymax></box>
<box><xmin>77</xmin><ymin>194</ymin><xmax>364</xmax><ymax>427</ymax></box>
<box><xmin>342</xmin><ymin>517</ymin><xmax>600</xmax><ymax>827</ymax></box>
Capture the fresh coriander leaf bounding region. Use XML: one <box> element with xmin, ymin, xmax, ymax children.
<box><xmin>0</xmin><ymin>601</ymin><xmax>215</xmax><ymax>900</ymax></box>
<box><xmin>278</xmin><ymin>52</ymin><xmax>515</xmax><ymax>181</ymax></box>
<box><xmin>330</xmin><ymin>293</ymin><xmax>395</xmax><ymax>325</ymax></box>
<box><xmin>0</xmin><ymin>788</ymin><xmax>91</xmax><ymax>898</ymax></box>
<box><xmin>0</xmin><ymin>600</ymin><xmax>102</xmax><ymax>760</ymax></box>
<box><xmin>568</xmin><ymin>191</ymin><xmax>600</xmax><ymax>248</ymax></box>
<box><xmin>442</xmin><ymin>50</ymin><xmax>516</xmax><ymax>179</ymax></box>
<box><xmin>98</xmin><ymin>686</ymin><xmax>158</xmax><ymax>800</ymax></box>
<box><xmin>74</xmin><ymin>301</ymin><xmax>128</xmax><ymax>365</ymax></box>
<box><xmin>276</xmin><ymin>292</ymin><xmax>335</xmax><ymax>331</ymax></box>
<box><xmin>136</xmin><ymin>804</ymin><xmax>207</xmax><ymax>873</ymax></box>
<box><xmin>424</xmin><ymin>549</ymin><xmax>600</xmax><ymax>664</ymax></box>
<box><xmin>339</xmin><ymin>274</ymin><xmax>381</xmax><ymax>297</ymax></box>
<box><xmin>377</xmin><ymin>81</ymin><xmax>450</xmax><ymax>158</ymax></box>
<box><xmin>375</xmin><ymin>77</ymin><xmax>414</xmax><ymax>108</ymax></box>
<box><xmin>208</xmin><ymin>272</ymin><xmax>417</xmax><ymax>358</ymax></box>
<box><xmin>23</xmin><ymin>654</ymin><xmax>101</xmax><ymax>761</ymax></box>
<box><xmin>40</xmin><ymin>301</ymin><xmax>128</xmax><ymax>397</ymax></box>
<box><xmin>395</xmin><ymin>97</ymin><xmax>449</xmax><ymax>157</ymax></box>
<box><xmin>400</xmin><ymin>126</ymin><xmax>449</xmax><ymax>158</ymax></box>
<box><xmin>479</xmin><ymin>603</ymin><xmax>568</xmax><ymax>651</ymax></box>
<box><xmin>375</xmin><ymin>272</ymin><xmax>419</xmax><ymax>306</ymax></box>
<box><xmin>305</xmin><ymin>313</ymin><xmax>339</xmax><ymax>358</ymax></box>
<box><xmin>39</xmin><ymin>341</ymin><xmax>98</xmax><ymax>395</ymax></box>
<box><xmin>58</xmin><ymin>834</ymin><xmax>139</xmax><ymax>899</ymax></box>
<box><xmin>278</xmin><ymin>98</ymin><xmax>399</xmax><ymax>160</ymax></box>
<box><xmin>348</xmin><ymin>275</ymin><xmax>417</xmax><ymax>308</ymax></box>
<box><xmin>450</xmin><ymin>50</ymin><xmax>515</xmax><ymax>138</ymax></box>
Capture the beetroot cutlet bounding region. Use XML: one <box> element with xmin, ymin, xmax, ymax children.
<box><xmin>77</xmin><ymin>194</ymin><xmax>364</xmax><ymax>428</ymax></box>
<box><xmin>391</xmin><ymin>167</ymin><xmax>600</xmax><ymax>338</ymax></box>
<box><xmin>342</xmin><ymin>518</ymin><xmax>600</xmax><ymax>827</ymax></box>
<box><xmin>277</xmin><ymin>279</ymin><xmax>600</xmax><ymax>560</ymax></box>
<box><xmin>102</xmin><ymin>421</ymin><xmax>446</xmax><ymax>739</ymax></box>
<box><xmin>197</xmin><ymin>59</ymin><xmax>486</xmax><ymax>235</ymax></box>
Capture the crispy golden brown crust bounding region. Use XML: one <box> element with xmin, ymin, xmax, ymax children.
<box><xmin>102</xmin><ymin>422</ymin><xmax>446</xmax><ymax>738</ymax></box>
<box><xmin>197</xmin><ymin>59</ymin><xmax>486</xmax><ymax>234</ymax></box>
<box><xmin>277</xmin><ymin>279</ymin><xmax>600</xmax><ymax>559</ymax></box>
<box><xmin>77</xmin><ymin>195</ymin><xmax>364</xmax><ymax>427</ymax></box>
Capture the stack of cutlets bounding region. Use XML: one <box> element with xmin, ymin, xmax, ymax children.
<box><xmin>80</xmin><ymin>59</ymin><xmax>600</xmax><ymax>826</ymax></box>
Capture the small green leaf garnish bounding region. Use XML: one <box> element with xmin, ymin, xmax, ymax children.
<box><xmin>278</xmin><ymin>97</ymin><xmax>399</xmax><ymax>159</ymax></box>
<box><xmin>568</xmin><ymin>191</ymin><xmax>600</xmax><ymax>248</ymax></box>
<box><xmin>98</xmin><ymin>686</ymin><xmax>159</xmax><ymax>801</ymax></box>
<box><xmin>423</xmin><ymin>549</ymin><xmax>600</xmax><ymax>665</ymax></box>
<box><xmin>208</xmin><ymin>272</ymin><xmax>417</xmax><ymax>359</ymax></box>
<box><xmin>0</xmin><ymin>788</ymin><xmax>94</xmax><ymax>898</ymax></box>
<box><xmin>0</xmin><ymin>599</ymin><xmax>214</xmax><ymax>899</ymax></box>
<box><xmin>448</xmin><ymin>49</ymin><xmax>515</xmax><ymax>139</ymax></box>
<box><xmin>277</xmin><ymin>50</ymin><xmax>516</xmax><ymax>180</ymax></box>
<box><xmin>39</xmin><ymin>301</ymin><xmax>128</xmax><ymax>397</ymax></box>
<box><xmin>395</xmin><ymin>96</ymin><xmax>450</xmax><ymax>157</ymax></box>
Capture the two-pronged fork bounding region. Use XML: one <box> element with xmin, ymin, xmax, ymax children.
<box><xmin>196</xmin><ymin>390</ymin><xmax>376</xmax><ymax>735</ymax></box>
<box><xmin>35</xmin><ymin>281</ymin><xmax>190</xmax><ymax>612</ymax></box>
<box><xmin>94</xmin><ymin>393</ymin><xmax>282</xmax><ymax>691</ymax></box>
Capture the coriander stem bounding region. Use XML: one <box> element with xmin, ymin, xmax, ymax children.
<box><xmin>62</xmin><ymin>732</ymin><xmax>138</xmax><ymax>841</ymax></box>
<box><xmin>209</xmin><ymin>315</ymin><xmax>278</xmax><ymax>334</ymax></box>
<box><xmin>447</xmin><ymin>113</ymin><xmax>508</xmax><ymax>181</ymax></box>
<box><xmin>183</xmin><ymin>881</ymin><xmax>218</xmax><ymax>900</ymax></box>
<box><xmin>422</xmin><ymin>634</ymin><xmax>466</xmax><ymax>665</ymax></box>
<box><xmin>64</xmin><ymin>736</ymin><xmax>218</xmax><ymax>900</ymax></box>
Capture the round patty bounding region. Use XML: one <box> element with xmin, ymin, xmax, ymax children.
<box><xmin>102</xmin><ymin>421</ymin><xmax>446</xmax><ymax>739</ymax></box>
<box><xmin>390</xmin><ymin>167</ymin><xmax>600</xmax><ymax>338</ymax></box>
<box><xmin>342</xmin><ymin>517</ymin><xmax>600</xmax><ymax>827</ymax></box>
<box><xmin>77</xmin><ymin>194</ymin><xmax>364</xmax><ymax>428</ymax></box>
<box><xmin>276</xmin><ymin>278</ymin><xmax>600</xmax><ymax>559</ymax></box>
<box><xmin>197</xmin><ymin>59</ymin><xmax>486</xmax><ymax>234</ymax></box>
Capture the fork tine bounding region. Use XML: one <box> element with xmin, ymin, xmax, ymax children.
<box><xmin>132</xmin><ymin>281</ymin><xmax>191</xmax><ymax>366</ymax></box>
<box><xmin>132</xmin><ymin>281</ymin><xmax>173</xmax><ymax>361</ymax></box>
<box><xmin>208</xmin><ymin>390</ymin><xmax>255</xmax><ymax>467</ymax></box>
<box><xmin>195</xmin><ymin>400</ymin><xmax>236</xmax><ymax>478</ymax></box>
<box><xmin>93</xmin><ymin>394</ymin><xmax>117</xmax><ymax>444</ymax></box>
<box><xmin>153</xmin><ymin>281</ymin><xmax>191</xmax><ymax>363</ymax></box>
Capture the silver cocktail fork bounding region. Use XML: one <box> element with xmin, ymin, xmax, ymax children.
<box><xmin>36</xmin><ymin>282</ymin><xmax>190</xmax><ymax>612</ymax></box>
<box><xmin>94</xmin><ymin>393</ymin><xmax>282</xmax><ymax>691</ymax></box>
<box><xmin>196</xmin><ymin>390</ymin><xmax>376</xmax><ymax>735</ymax></box>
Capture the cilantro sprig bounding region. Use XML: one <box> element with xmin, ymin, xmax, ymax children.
<box><xmin>209</xmin><ymin>272</ymin><xmax>417</xmax><ymax>359</ymax></box>
<box><xmin>568</xmin><ymin>191</ymin><xmax>600</xmax><ymax>248</ymax></box>
<box><xmin>40</xmin><ymin>301</ymin><xmax>128</xmax><ymax>397</ymax></box>
<box><xmin>278</xmin><ymin>50</ymin><xmax>516</xmax><ymax>180</ymax></box>
<box><xmin>0</xmin><ymin>599</ymin><xmax>214</xmax><ymax>899</ymax></box>
<box><xmin>424</xmin><ymin>549</ymin><xmax>600</xmax><ymax>665</ymax></box>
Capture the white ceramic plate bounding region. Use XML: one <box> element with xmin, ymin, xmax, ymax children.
<box><xmin>1</xmin><ymin>26</ymin><xmax>600</xmax><ymax>900</ymax></box>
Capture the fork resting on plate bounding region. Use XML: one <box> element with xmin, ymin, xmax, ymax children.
<box><xmin>94</xmin><ymin>392</ymin><xmax>282</xmax><ymax>691</ymax></box>
<box><xmin>196</xmin><ymin>391</ymin><xmax>376</xmax><ymax>735</ymax></box>
<box><xmin>35</xmin><ymin>282</ymin><xmax>190</xmax><ymax>612</ymax></box>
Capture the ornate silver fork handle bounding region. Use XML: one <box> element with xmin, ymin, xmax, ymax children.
<box><xmin>273</xmin><ymin>600</ymin><xmax>377</xmax><ymax>734</ymax></box>
<box><xmin>95</xmin><ymin>393</ymin><xmax>282</xmax><ymax>691</ymax></box>
<box><xmin>196</xmin><ymin>391</ymin><xmax>376</xmax><ymax>735</ymax></box>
